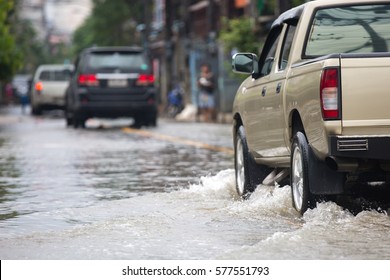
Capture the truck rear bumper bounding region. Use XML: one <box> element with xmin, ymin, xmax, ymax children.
<box><xmin>329</xmin><ymin>136</ymin><xmax>390</xmax><ymax>161</ymax></box>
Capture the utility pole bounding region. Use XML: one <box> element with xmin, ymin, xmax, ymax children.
<box><xmin>181</xmin><ymin>0</ymin><xmax>191</xmax><ymax>104</ymax></box>
<box><xmin>142</xmin><ymin>0</ymin><xmax>152</xmax><ymax>56</ymax></box>
<box><xmin>162</xmin><ymin>0</ymin><xmax>174</xmax><ymax>108</ymax></box>
<box><xmin>207</xmin><ymin>0</ymin><xmax>218</xmax><ymax>70</ymax></box>
<box><xmin>207</xmin><ymin>0</ymin><xmax>219</xmax><ymax>114</ymax></box>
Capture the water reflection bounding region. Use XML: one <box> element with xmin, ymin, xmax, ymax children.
<box><xmin>0</xmin><ymin>137</ymin><xmax>23</xmax><ymax>221</ymax></box>
<box><xmin>1</xmin><ymin>113</ymin><xmax>390</xmax><ymax>259</ymax></box>
<box><xmin>75</xmin><ymin>137</ymin><xmax>233</xmax><ymax>201</ymax></box>
<box><xmin>0</xmin><ymin>120</ymin><xmax>232</xmax><ymax>232</ymax></box>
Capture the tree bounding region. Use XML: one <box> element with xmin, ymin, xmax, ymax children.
<box><xmin>0</xmin><ymin>0</ymin><xmax>22</xmax><ymax>82</ymax></box>
<box><xmin>72</xmin><ymin>17</ymin><xmax>96</xmax><ymax>55</ymax></box>
<box><xmin>291</xmin><ymin>0</ymin><xmax>307</xmax><ymax>7</ymax></box>
<box><xmin>219</xmin><ymin>17</ymin><xmax>260</xmax><ymax>55</ymax></box>
<box><xmin>72</xmin><ymin>0</ymin><xmax>149</xmax><ymax>55</ymax></box>
<box><xmin>10</xmin><ymin>18</ymin><xmax>49</xmax><ymax>74</ymax></box>
<box><xmin>219</xmin><ymin>0</ymin><xmax>309</xmax><ymax>55</ymax></box>
<box><xmin>218</xmin><ymin>16</ymin><xmax>261</xmax><ymax>81</ymax></box>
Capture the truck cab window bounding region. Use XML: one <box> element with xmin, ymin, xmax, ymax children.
<box><xmin>279</xmin><ymin>25</ymin><xmax>296</xmax><ymax>71</ymax></box>
<box><xmin>305</xmin><ymin>4</ymin><xmax>390</xmax><ymax>57</ymax></box>
<box><xmin>259</xmin><ymin>29</ymin><xmax>281</xmax><ymax>76</ymax></box>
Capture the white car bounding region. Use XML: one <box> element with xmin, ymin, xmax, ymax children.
<box><xmin>31</xmin><ymin>64</ymin><xmax>74</xmax><ymax>115</ymax></box>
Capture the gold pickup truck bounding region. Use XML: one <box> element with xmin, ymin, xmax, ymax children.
<box><xmin>231</xmin><ymin>0</ymin><xmax>390</xmax><ymax>214</ymax></box>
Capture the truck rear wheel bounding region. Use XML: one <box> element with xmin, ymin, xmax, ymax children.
<box><xmin>291</xmin><ymin>132</ymin><xmax>316</xmax><ymax>214</ymax></box>
<box><xmin>235</xmin><ymin>126</ymin><xmax>270</xmax><ymax>199</ymax></box>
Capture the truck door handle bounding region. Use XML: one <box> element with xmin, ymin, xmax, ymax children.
<box><xmin>276</xmin><ymin>82</ymin><xmax>282</xmax><ymax>94</ymax></box>
<box><xmin>261</xmin><ymin>87</ymin><xmax>266</xmax><ymax>97</ymax></box>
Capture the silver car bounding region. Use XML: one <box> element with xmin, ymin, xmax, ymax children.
<box><xmin>30</xmin><ymin>64</ymin><xmax>74</xmax><ymax>115</ymax></box>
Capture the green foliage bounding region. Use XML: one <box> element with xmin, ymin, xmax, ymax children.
<box><xmin>291</xmin><ymin>0</ymin><xmax>307</xmax><ymax>7</ymax></box>
<box><xmin>11</xmin><ymin>19</ymin><xmax>49</xmax><ymax>74</ymax></box>
<box><xmin>0</xmin><ymin>0</ymin><xmax>22</xmax><ymax>81</ymax></box>
<box><xmin>1</xmin><ymin>0</ymin><xmax>50</xmax><ymax>79</ymax></box>
<box><xmin>219</xmin><ymin>0</ymin><xmax>308</xmax><ymax>56</ymax></box>
<box><xmin>262</xmin><ymin>0</ymin><xmax>276</xmax><ymax>15</ymax></box>
<box><xmin>219</xmin><ymin>17</ymin><xmax>261</xmax><ymax>55</ymax></box>
<box><xmin>72</xmin><ymin>0</ymin><xmax>147</xmax><ymax>55</ymax></box>
<box><xmin>72</xmin><ymin>17</ymin><xmax>96</xmax><ymax>55</ymax></box>
<box><xmin>218</xmin><ymin>17</ymin><xmax>262</xmax><ymax>81</ymax></box>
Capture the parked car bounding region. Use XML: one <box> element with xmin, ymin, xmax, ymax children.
<box><xmin>231</xmin><ymin>0</ymin><xmax>390</xmax><ymax>214</ymax></box>
<box><xmin>30</xmin><ymin>64</ymin><xmax>74</xmax><ymax>115</ymax></box>
<box><xmin>12</xmin><ymin>74</ymin><xmax>32</xmax><ymax>100</ymax></box>
<box><xmin>65</xmin><ymin>46</ymin><xmax>158</xmax><ymax>128</ymax></box>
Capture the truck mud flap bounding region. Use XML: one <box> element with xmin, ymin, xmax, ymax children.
<box><xmin>308</xmin><ymin>144</ymin><xmax>344</xmax><ymax>195</ymax></box>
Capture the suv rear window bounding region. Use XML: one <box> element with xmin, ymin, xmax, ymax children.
<box><xmin>39</xmin><ymin>70</ymin><xmax>72</xmax><ymax>81</ymax></box>
<box><xmin>86</xmin><ymin>52</ymin><xmax>149</xmax><ymax>71</ymax></box>
<box><xmin>305</xmin><ymin>4</ymin><xmax>390</xmax><ymax>57</ymax></box>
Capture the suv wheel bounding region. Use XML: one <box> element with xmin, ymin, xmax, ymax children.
<box><xmin>147</xmin><ymin>116</ymin><xmax>157</xmax><ymax>127</ymax></box>
<box><xmin>66</xmin><ymin>116</ymin><xmax>73</xmax><ymax>127</ymax></box>
<box><xmin>235</xmin><ymin>126</ymin><xmax>270</xmax><ymax>199</ymax></box>
<box><xmin>73</xmin><ymin>116</ymin><xmax>86</xmax><ymax>129</ymax></box>
<box><xmin>291</xmin><ymin>132</ymin><xmax>315</xmax><ymax>214</ymax></box>
<box><xmin>65</xmin><ymin>107</ymin><xmax>73</xmax><ymax>127</ymax></box>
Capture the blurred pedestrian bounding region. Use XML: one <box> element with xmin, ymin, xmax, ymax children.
<box><xmin>167</xmin><ymin>83</ymin><xmax>184</xmax><ymax>118</ymax></box>
<box><xmin>5</xmin><ymin>83</ymin><xmax>14</xmax><ymax>105</ymax></box>
<box><xmin>197</xmin><ymin>63</ymin><xmax>215</xmax><ymax>122</ymax></box>
<box><xmin>19</xmin><ymin>92</ymin><xmax>29</xmax><ymax>114</ymax></box>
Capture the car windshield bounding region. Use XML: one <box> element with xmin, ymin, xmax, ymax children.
<box><xmin>39</xmin><ymin>70</ymin><xmax>71</xmax><ymax>81</ymax></box>
<box><xmin>305</xmin><ymin>4</ymin><xmax>390</xmax><ymax>57</ymax></box>
<box><xmin>87</xmin><ymin>52</ymin><xmax>149</xmax><ymax>71</ymax></box>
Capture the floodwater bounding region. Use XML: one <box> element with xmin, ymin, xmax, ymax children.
<box><xmin>1</xmin><ymin>107</ymin><xmax>390</xmax><ymax>259</ymax></box>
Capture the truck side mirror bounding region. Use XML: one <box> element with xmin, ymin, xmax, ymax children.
<box><xmin>232</xmin><ymin>53</ymin><xmax>259</xmax><ymax>75</ymax></box>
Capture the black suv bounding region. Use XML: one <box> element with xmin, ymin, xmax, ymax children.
<box><xmin>65</xmin><ymin>46</ymin><xmax>158</xmax><ymax>128</ymax></box>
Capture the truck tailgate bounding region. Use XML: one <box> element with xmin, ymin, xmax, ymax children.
<box><xmin>341</xmin><ymin>56</ymin><xmax>390</xmax><ymax>135</ymax></box>
<box><xmin>41</xmin><ymin>81</ymin><xmax>68</xmax><ymax>97</ymax></box>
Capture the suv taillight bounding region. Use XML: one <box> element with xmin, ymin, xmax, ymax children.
<box><xmin>320</xmin><ymin>68</ymin><xmax>340</xmax><ymax>120</ymax></box>
<box><xmin>78</xmin><ymin>74</ymin><xmax>99</xmax><ymax>86</ymax></box>
<box><xmin>136</xmin><ymin>74</ymin><xmax>154</xmax><ymax>86</ymax></box>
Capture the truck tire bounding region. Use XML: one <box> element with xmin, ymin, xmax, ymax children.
<box><xmin>290</xmin><ymin>132</ymin><xmax>316</xmax><ymax>214</ymax></box>
<box><xmin>235</xmin><ymin>126</ymin><xmax>270</xmax><ymax>199</ymax></box>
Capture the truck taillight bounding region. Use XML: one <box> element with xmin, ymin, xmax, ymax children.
<box><xmin>136</xmin><ymin>74</ymin><xmax>154</xmax><ymax>86</ymax></box>
<box><xmin>78</xmin><ymin>74</ymin><xmax>98</xmax><ymax>86</ymax></box>
<box><xmin>35</xmin><ymin>82</ymin><xmax>43</xmax><ymax>91</ymax></box>
<box><xmin>320</xmin><ymin>68</ymin><xmax>340</xmax><ymax>120</ymax></box>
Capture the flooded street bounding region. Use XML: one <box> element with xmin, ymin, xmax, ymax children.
<box><xmin>1</xmin><ymin>106</ymin><xmax>390</xmax><ymax>260</ymax></box>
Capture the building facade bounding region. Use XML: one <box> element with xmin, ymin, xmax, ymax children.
<box><xmin>149</xmin><ymin>0</ymin><xmax>293</xmax><ymax>115</ymax></box>
<box><xmin>18</xmin><ymin>0</ymin><xmax>91</xmax><ymax>54</ymax></box>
